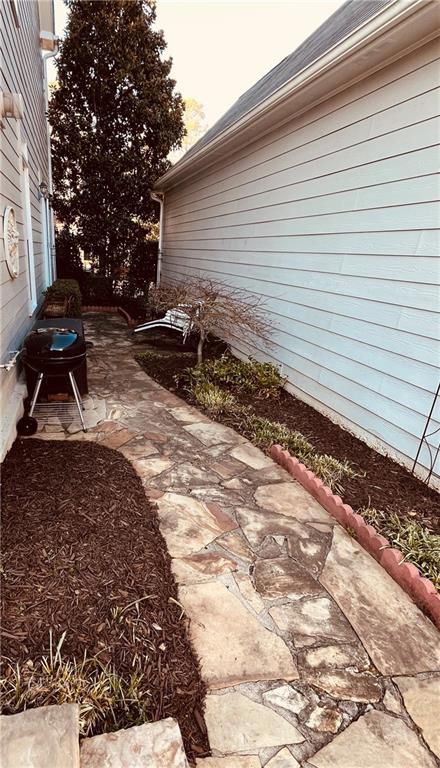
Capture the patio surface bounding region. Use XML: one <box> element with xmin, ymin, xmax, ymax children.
<box><xmin>37</xmin><ymin>314</ymin><xmax>440</xmax><ymax>767</ymax></box>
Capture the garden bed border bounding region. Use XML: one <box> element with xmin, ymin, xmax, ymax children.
<box><xmin>82</xmin><ymin>306</ymin><xmax>137</xmax><ymax>326</ymax></box>
<box><xmin>270</xmin><ymin>444</ymin><xmax>440</xmax><ymax>630</ymax></box>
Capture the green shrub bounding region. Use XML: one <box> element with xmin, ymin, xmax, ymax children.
<box><xmin>45</xmin><ymin>279</ymin><xmax>82</xmax><ymax>317</ymax></box>
<box><xmin>359</xmin><ymin>507</ymin><xmax>440</xmax><ymax>589</ymax></box>
<box><xmin>80</xmin><ymin>274</ymin><xmax>114</xmax><ymax>305</ymax></box>
<box><xmin>186</xmin><ymin>353</ymin><xmax>285</xmax><ymax>399</ymax></box>
<box><xmin>192</xmin><ymin>381</ymin><xmax>237</xmax><ymax>416</ymax></box>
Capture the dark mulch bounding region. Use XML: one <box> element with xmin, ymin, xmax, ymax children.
<box><xmin>1</xmin><ymin>438</ymin><xmax>209</xmax><ymax>761</ymax></box>
<box><xmin>134</xmin><ymin>330</ymin><xmax>440</xmax><ymax>534</ymax></box>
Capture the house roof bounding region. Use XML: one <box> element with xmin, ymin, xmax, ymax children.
<box><xmin>155</xmin><ymin>0</ymin><xmax>433</xmax><ymax>191</ymax></box>
<box><xmin>181</xmin><ymin>0</ymin><xmax>393</xmax><ymax>161</ymax></box>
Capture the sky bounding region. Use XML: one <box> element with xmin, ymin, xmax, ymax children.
<box><xmin>52</xmin><ymin>0</ymin><xmax>345</xmax><ymax>128</ymax></box>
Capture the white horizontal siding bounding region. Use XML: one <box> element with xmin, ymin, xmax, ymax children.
<box><xmin>161</xmin><ymin>39</ymin><xmax>440</xmax><ymax>480</ymax></box>
<box><xmin>1</xmin><ymin>0</ymin><xmax>52</xmax><ymax>460</ymax></box>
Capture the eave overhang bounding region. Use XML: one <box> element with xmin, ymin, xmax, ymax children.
<box><xmin>155</xmin><ymin>0</ymin><xmax>439</xmax><ymax>193</ymax></box>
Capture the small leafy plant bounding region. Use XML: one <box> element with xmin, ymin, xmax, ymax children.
<box><xmin>359</xmin><ymin>506</ymin><xmax>440</xmax><ymax>589</ymax></box>
<box><xmin>184</xmin><ymin>353</ymin><xmax>285</xmax><ymax>399</ymax></box>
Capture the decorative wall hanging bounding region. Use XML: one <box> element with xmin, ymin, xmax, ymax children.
<box><xmin>3</xmin><ymin>206</ymin><xmax>20</xmax><ymax>279</ymax></box>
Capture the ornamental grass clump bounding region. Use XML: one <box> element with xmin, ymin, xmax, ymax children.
<box><xmin>0</xmin><ymin>632</ymin><xmax>152</xmax><ymax>736</ymax></box>
<box><xmin>359</xmin><ymin>507</ymin><xmax>440</xmax><ymax>589</ymax></box>
<box><xmin>242</xmin><ymin>414</ymin><xmax>355</xmax><ymax>493</ymax></box>
<box><xmin>192</xmin><ymin>381</ymin><xmax>237</xmax><ymax>416</ymax></box>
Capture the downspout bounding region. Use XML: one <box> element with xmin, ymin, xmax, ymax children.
<box><xmin>150</xmin><ymin>191</ymin><xmax>164</xmax><ymax>286</ymax></box>
<box><xmin>42</xmin><ymin>39</ymin><xmax>59</xmax><ymax>283</ymax></box>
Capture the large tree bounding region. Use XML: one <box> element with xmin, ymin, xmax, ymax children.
<box><xmin>49</xmin><ymin>0</ymin><xmax>184</xmax><ymax>283</ymax></box>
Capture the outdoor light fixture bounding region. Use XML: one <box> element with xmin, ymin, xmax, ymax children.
<box><xmin>38</xmin><ymin>181</ymin><xmax>49</xmax><ymax>200</ymax></box>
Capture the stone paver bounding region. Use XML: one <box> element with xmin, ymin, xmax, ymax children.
<box><xmin>236</xmin><ymin>508</ymin><xmax>323</xmax><ymax>551</ymax></box>
<box><xmin>229</xmin><ymin>443</ymin><xmax>274</xmax><ymax>470</ymax></box>
<box><xmin>132</xmin><ymin>456</ymin><xmax>174</xmax><ymax>480</ymax></box>
<box><xmin>205</xmin><ymin>692</ymin><xmax>304</xmax><ymax>752</ymax></box>
<box><xmin>270</xmin><ymin>597</ymin><xmax>358</xmax><ymax>645</ymax></box>
<box><xmin>265</xmin><ymin>748</ymin><xmax>300</xmax><ymax>767</ymax></box>
<box><xmin>80</xmin><ymin>718</ymin><xmax>187</xmax><ymax>767</ymax></box>
<box><xmin>305</xmin><ymin>706</ymin><xmax>343</xmax><ymax>733</ymax></box>
<box><xmin>184</xmin><ymin>421</ymin><xmax>245</xmax><ymax>447</ymax></box>
<box><xmin>382</xmin><ymin>685</ymin><xmax>403</xmax><ymax>715</ymax></box>
<box><xmin>307</xmin><ymin>710</ymin><xmax>438</xmax><ymax>768</ymax></box>
<box><xmin>254</xmin><ymin>483</ymin><xmax>333</xmax><ymax>523</ymax></box>
<box><xmin>394</xmin><ymin>675</ymin><xmax>440</xmax><ymax>757</ymax></box>
<box><xmin>179</xmin><ymin>581</ymin><xmax>298</xmax><ymax>687</ymax></box>
<box><xmin>160</xmin><ymin>461</ymin><xmax>222</xmax><ymax>488</ymax></box>
<box><xmin>196</xmin><ymin>757</ymin><xmax>260</xmax><ymax>767</ymax></box>
<box><xmin>254</xmin><ymin>558</ymin><xmax>326</xmax><ymax>600</ymax></box>
<box><xmin>233</xmin><ymin>571</ymin><xmax>265</xmax><ymax>613</ymax></box>
<box><xmin>262</xmin><ymin>685</ymin><xmax>308</xmax><ymax>715</ymax></box>
<box><xmin>172</xmin><ymin>552</ymin><xmax>237</xmax><ymax>584</ymax></box>
<box><xmin>216</xmin><ymin>530</ymin><xmax>256</xmax><ymax>563</ymax></box>
<box><xmin>303</xmin><ymin>669</ymin><xmax>382</xmax><ymax>702</ymax></box>
<box><xmin>39</xmin><ymin>314</ymin><xmax>438</xmax><ymax>767</ymax></box>
<box><xmin>300</xmin><ymin>642</ymin><xmax>370</xmax><ymax>671</ymax></box>
<box><xmin>0</xmin><ymin>704</ymin><xmax>79</xmax><ymax>768</ymax></box>
<box><xmin>320</xmin><ymin>527</ymin><xmax>440</xmax><ymax>675</ymax></box>
<box><xmin>156</xmin><ymin>492</ymin><xmax>236</xmax><ymax>557</ymax></box>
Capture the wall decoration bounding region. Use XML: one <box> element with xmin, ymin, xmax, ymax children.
<box><xmin>3</xmin><ymin>206</ymin><xmax>20</xmax><ymax>279</ymax></box>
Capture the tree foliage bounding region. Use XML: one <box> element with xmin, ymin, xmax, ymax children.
<box><xmin>169</xmin><ymin>97</ymin><xmax>208</xmax><ymax>162</ymax></box>
<box><xmin>49</xmin><ymin>0</ymin><xmax>184</xmax><ymax>286</ymax></box>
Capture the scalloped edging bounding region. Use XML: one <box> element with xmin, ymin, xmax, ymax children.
<box><xmin>82</xmin><ymin>306</ymin><xmax>137</xmax><ymax>326</ymax></box>
<box><xmin>270</xmin><ymin>444</ymin><xmax>440</xmax><ymax>630</ymax></box>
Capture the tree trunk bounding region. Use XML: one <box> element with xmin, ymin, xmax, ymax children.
<box><xmin>197</xmin><ymin>329</ymin><xmax>205</xmax><ymax>365</ymax></box>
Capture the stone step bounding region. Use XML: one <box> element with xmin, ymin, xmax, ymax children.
<box><xmin>0</xmin><ymin>704</ymin><xmax>80</xmax><ymax>768</ymax></box>
<box><xmin>80</xmin><ymin>717</ymin><xmax>188</xmax><ymax>767</ymax></box>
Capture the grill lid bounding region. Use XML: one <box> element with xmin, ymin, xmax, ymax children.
<box><xmin>24</xmin><ymin>327</ymin><xmax>86</xmax><ymax>360</ymax></box>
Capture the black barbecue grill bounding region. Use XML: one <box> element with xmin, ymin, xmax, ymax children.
<box><xmin>21</xmin><ymin>319</ymin><xmax>88</xmax><ymax>432</ymax></box>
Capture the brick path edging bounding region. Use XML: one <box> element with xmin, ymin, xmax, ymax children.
<box><xmin>270</xmin><ymin>444</ymin><xmax>440</xmax><ymax>630</ymax></box>
<box><xmin>82</xmin><ymin>306</ymin><xmax>137</xmax><ymax>326</ymax></box>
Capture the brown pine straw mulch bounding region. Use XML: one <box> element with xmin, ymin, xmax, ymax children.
<box><xmin>0</xmin><ymin>439</ymin><xmax>209</xmax><ymax>761</ymax></box>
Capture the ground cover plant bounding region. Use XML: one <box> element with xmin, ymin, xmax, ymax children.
<box><xmin>359</xmin><ymin>507</ymin><xmax>440</xmax><ymax>589</ymax></box>
<box><xmin>0</xmin><ymin>439</ymin><xmax>208</xmax><ymax>760</ymax></box>
<box><xmin>134</xmin><ymin>327</ymin><xmax>440</xmax><ymax>589</ymax></box>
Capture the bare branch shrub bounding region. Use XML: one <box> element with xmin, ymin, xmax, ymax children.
<box><xmin>149</xmin><ymin>277</ymin><xmax>273</xmax><ymax>363</ymax></box>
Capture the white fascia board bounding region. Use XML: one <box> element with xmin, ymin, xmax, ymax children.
<box><xmin>155</xmin><ymin>0</ymin><xmax>438</xmax><ymax>192</ymax></box>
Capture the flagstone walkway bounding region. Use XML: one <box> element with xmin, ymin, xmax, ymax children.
<box><xmin>38</xmin><ymin>315</ymin><xmax>440</xmax><ymax>767</ymax></box>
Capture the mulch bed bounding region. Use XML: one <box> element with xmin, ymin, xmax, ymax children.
<box><xmin>133</xmin><ymin>330</ymin><xmax>440</xmax><ymax>534</ymax></box>
<box><xmin>1</xmin><ymin>439</ymin><xmax>209</xmax><ymax>761</ymax></box>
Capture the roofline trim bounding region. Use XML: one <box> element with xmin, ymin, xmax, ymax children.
<box><xmin>155</xmin><ymin>0</ymin><xmax>433</xmax><ymax>191</ymax></box>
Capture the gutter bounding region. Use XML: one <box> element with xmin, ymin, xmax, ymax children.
<box><xmin>150</xmin><ymin>191</ymin><xmax>164</xmax><ymax>285</ymax></box>
<box><xmin>155</xmin><ymin>0</ymin><xmax>433</xmax><ymax>191</ymax></box>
